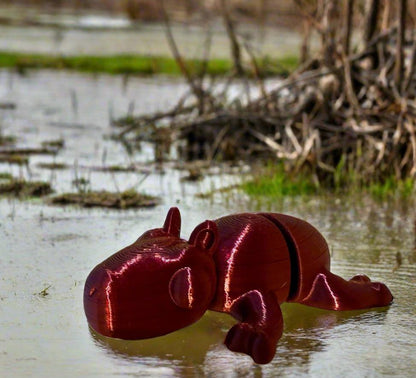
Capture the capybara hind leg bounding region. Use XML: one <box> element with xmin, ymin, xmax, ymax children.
<box><xmin>299</xmin><ymin>270</ymin><xmax>393</xmax><ymax>311</ymax></box>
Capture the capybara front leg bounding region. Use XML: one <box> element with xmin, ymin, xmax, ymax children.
<box><xmin>299</xmin><ymin>270</ymin><xmax>393</xmax><ymax>311</ymax></box>
<box><xmin>224</xmin><ymin>290</ymin><xmax>283</xmax><ymax>364</ymax></box>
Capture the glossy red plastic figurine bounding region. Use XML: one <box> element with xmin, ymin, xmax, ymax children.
<box><xmin>84</xmin><ymin>207</ymin><xmax>393</xmax><ymax>364</ymax></box>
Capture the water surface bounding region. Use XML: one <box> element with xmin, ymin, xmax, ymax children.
<box><xmin>0</xmin><ymin>70</ymin><xmax>415</xmax><ymax>377</ymax></box>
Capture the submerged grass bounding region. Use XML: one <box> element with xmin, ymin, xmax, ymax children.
<box><xmin>0</xmin><ymin>154</ymin><xmax>29</xmax><ymax>165</ymax></box>
<box><xmin>41</xmin><ymin>139</ymin><xmax>65</xmax><ymax>149</ymax></box>
<box><xmin>37</xmin><ymin>162</ymin><xmax>68</xmax><ymax>170</ymax></box>
<box><xmin>0</xmin><ymin>178</ymin><xmax>53</xmax><ymax>198</ymax></box>
<box><xmin>49</xmin><ymin>189</ymin><xmax>160</xmax><ymax>209</ymax></box>
<box><xmin>0</xmin><ymin>51</ymin><xmax>298</xmax><ymax>77</ymax></box>
<box><xmin>0</xmin><ymin>134</ymin><xmax>17</xmax><ymax>146</ymax></box>
<box><xmin>0</xmin><ymin>172</ymin><xmax>13</xmax><ymax>180</ymax></box>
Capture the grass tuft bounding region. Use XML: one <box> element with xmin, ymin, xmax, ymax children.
<box><xmin>242</xmin><ymin>165</ymin><xmax>318</xmax><ymax>197</ymax></box>
<box><xmin>0</xmin><ymin>178</ymin><xmax>53</xmax><ymax>198</ymax></box>
<box><xmin>367</xmin><ymin>177</ymin><xmax>415</xmax><ymax>200</ymax></box>
<box><xmin>37</xmin><ymin>162</ymin><xmax>68</xmax><ymax>170</ymax></box>
<box><xmin>0</xmin><ymin>172</ymin><xmax>13</xmax><ymax>180</ymax></box>
<box><xmin>0</xmin><ymin>154</ymin><xmax>29</xmax><ymax>165</ymax></box>
<box><xmin>48</xmin><ymin>189</ymin><xmax>160</xmax><ymax>209</ymax></box>
<box><xmin>0</xmin><ymin>134</ymin><xmax>17</xmax><ymax>146</ymax></box>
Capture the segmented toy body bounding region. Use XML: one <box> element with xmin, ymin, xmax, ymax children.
<box><xmin>210</xmin><ymin>213</ymin><xmax>329</xmax><ymax>312</ymax></box>
<box><xmin>84</xmin><ymin>208</ymin><xmax>393</xmax><ymax>364</ymax></box>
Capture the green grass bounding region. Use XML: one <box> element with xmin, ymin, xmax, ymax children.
<box><xmin>241</xmin><ymin>164</ymin><xmax>415</xmax><ymax>200</ymax></box>
<box><xmin>0</xmin><ymin>51</ymin><xmax>298</xmax><ymax>77</ymax></box>
<box><xmin>258</xmin><ymin>55</ymin><xmax>299</xmax><ymax>77</ymax></box>
<box><xmin>367</xmin><ymin>176</ymin><xmax>415</xmax><ymax>200</ymax></box>
<box><xmin>242</xmin><ymin>166</ymin><xmax>318</xmax><ymax>197</ymax></box>
<box><xmin>329</xmin><ymin>154</ymin><xmax>415</xmax><ymax>199</ymax></box>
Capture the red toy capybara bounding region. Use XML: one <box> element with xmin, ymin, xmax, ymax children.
<box><xmin>84</xmin><ymin>207</ymin><xmax>393</xmax><ymax>364</ymax></box>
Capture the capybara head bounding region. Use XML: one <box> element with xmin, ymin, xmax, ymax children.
<box><xmin>84</xmin><ymin>207</ymin><xmax>218</xmax><ymax>339</ymax></box>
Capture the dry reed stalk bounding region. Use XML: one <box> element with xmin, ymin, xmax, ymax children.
<box><xmin>114</xmin><ymin>0</ymin><xmax>416</xmax><ymax>185</ymax></box>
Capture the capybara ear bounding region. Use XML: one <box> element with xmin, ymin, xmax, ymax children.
<box><xmin>169</xmin><ymin>267</ymin><xmax>194</xmax><ymax>309</ymax></box>
<box><xmin>189</xmin><ymin>220</ymin><xmax>218</xmax><ymax>254</ymax></box>
<box><xmin>163</xmin><ymin>207</ymin><xmax>181</xmax><ymax>237</ymax></box>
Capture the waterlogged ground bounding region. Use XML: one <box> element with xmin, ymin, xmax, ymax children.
<box><xmin>0</xmin><ymin>70</ymin><xmax>416</xmax><ymax>377</ymax></box>
<box><xmin>0</xmin><ymin>5</ymin><xmax>303</xmax><ymax>59</ymax></box>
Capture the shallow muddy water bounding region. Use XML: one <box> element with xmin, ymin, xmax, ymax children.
<box><xmin>1</xmin><ymin>70</ymin><xmax>416</xmax><ymax>377</ymax></box>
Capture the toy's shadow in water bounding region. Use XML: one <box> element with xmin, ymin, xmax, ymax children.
<box><xmin>88</xmin><ymin>303</ymin><xmax>390</xmax><ymax>368</ymax></box>
<box><xmin>89</xmin><ymin>311</ymin><xmax>232</xmax><ymax>365</ymax></box>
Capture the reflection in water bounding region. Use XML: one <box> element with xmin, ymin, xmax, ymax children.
<box><xmin>411</xmin><ymin>218</ymin><xmax>416</xmax><ymax>264</ymax></box>
<box><xmin>89</xmin><ymin>311</ymin><xmax>234</xmax><ymax>366</ymax></box>
<box><xmin>203</xmin><ymin>344</ymin><xmax>263</xmax><ymax>377</ymax></box>
<box><xmin>89</xmin><ymin>301</ymin><xmax>391</xmax><ymax>376</ymax></box>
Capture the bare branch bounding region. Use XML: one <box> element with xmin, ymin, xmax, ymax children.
<box><xmin>219</xmin><ymin>0</ymin><xmax>244</xmax><ymax>76</ymax></box>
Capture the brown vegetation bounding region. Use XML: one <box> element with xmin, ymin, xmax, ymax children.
<box><xmin>0</xmin><ymin>154</ymin><xmax>29</xmax><ymax>165</ymax></box>
<box><xmin>0</xmin><ymin>0</ymin><xmax>416</xmax><ymax>29</ymax></box>
<box><xmin>49</xmin><ymin>189</ymin><xmax>160</xmax><ymax>209</ymax></box>
<box><xmin>0</xmin><ymin>178</ymin><xmax>53</xmax><ymax>197</ymax></box>
<box><xmin>3</xmin><ymin>0</ymin><xmax>416</xmax><ymax>28</ymax></box>
<box><xmin>0</xmin><ymin>0</ymin><xmax>303</xmax><ymax>25</ymax></box>
<box><xmin>115</xmin><ymin>0</ymin><xmax>416</xmax><ymax>187</ymax></box>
